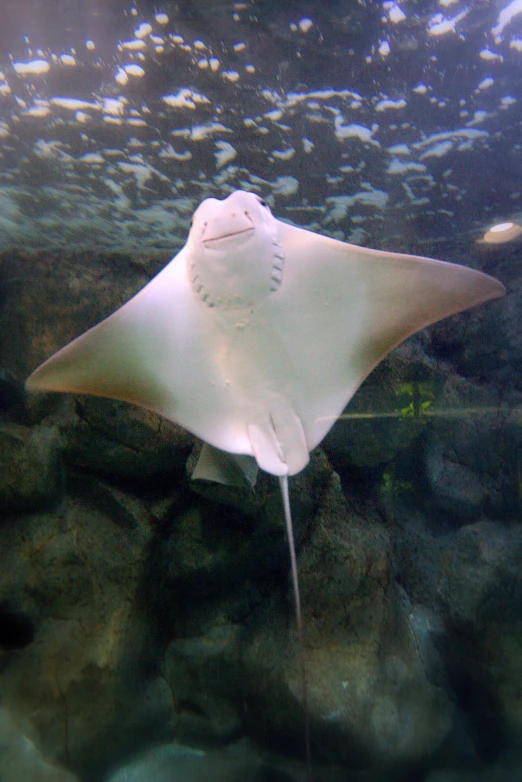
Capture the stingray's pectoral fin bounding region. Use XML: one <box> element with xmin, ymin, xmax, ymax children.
<box><xmin>248</xmin><ymin>407</ymin><xmax>309</xmax><ymax>477</ymax></box>
<box><xmin>192</xmin><ymin>443</ymin><xmax>259</xmax><ymax>489</ymax></box>
<box><xmin>25</xmin><ymin>314</ymin><xmax>167</xmax><ymax>413</ymax></box>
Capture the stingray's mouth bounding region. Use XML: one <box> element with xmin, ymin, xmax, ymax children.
<box><xmin>202</xmin><ymin>226</ymin><xmax>255</xmax><ymax>246</ymax></box>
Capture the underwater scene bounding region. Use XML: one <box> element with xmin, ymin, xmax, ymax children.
<box><xmin>0</xmin><ymin>0</ymin><xmax>521</xmax><ymax>780</ymax></box>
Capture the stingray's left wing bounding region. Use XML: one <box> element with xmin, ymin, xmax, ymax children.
<box><xmin>25</xmin><ymin>247</ymin><xmax>253</xmax><ymax>457</ymax></box>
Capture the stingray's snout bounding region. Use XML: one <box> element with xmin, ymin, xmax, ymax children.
<box><xmin>202</xmin><ymin>207</ymin><xmax>255</xmax><ymax>246</ymax></box>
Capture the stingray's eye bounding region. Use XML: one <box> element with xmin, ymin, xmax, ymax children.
<box><xmin>259</xmin><ymin>199</ymin><xmax>268</xmax><ymax>208</ymax></box>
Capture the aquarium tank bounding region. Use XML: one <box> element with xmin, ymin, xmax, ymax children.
<box><xmin>0</xmin><ymin>1</ymin><xmax>520</xmax><ymax>781</ymax></box>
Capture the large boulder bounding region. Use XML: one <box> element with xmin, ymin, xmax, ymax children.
<box><xmin>0</xmin><ymin>706</ymin><xmax>80</xmax><ymax>782</ymax></box>
<box><xmin>324</xmin><ymin>345</ymin><xmax>446</xmax><ymax>470</ymax></box>
<box><xmin>439</xmin><ymin>521</ymin><xmax>522</xmax><ymax>751</ymax></box>
<box><xmin>163</xmin><ymin>468</ymin><xmax>454</xmax><ymax>774</ymax></box>
<box><xmin>0</xmin><ymin>421</ymin><xmax>63</xmax><ymax>512</ymax></box>
<box><xmin>64</xmin><ymin>397</ymin><xmax>193</xmax><ymax>483</ymax></box>
<box><xmin>0</xmin><ymin>480</ymin><xmax>173</xmax><ymax>777</ymax></box>
<box><xmin>423</xmin><ymin>375</ymin><xmax>521</xmax><ymax>522</ymax></box>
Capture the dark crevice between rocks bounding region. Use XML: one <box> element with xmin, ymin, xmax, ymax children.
<box><xmin>0</xmin><ymin>372</ymin><xmax>28</xmax><ymax>424</ymax></box>
<box><xmin>445</xmin><ymin>641</ymin><xmax>510</xmax><ymax>764</ymax></box>
<box><xmin>0</xmin><ymin>601</ymin><xmax>35</xmax><ymax>651</ymax></box>
<box><xmin>66</xmin><ymin>459</ymin><xmax>190</xmax><ymax>505</ymax></box>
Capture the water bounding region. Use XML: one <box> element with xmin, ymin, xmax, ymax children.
<box><xmin>0</xmin><ymin>0</ymin><xmax>520</xmax><ymax>253</ymax></box>
<box><xmin>0</xmin><ymin>2</ymin><xmax>520</xmax><ymax>781</ymax></box>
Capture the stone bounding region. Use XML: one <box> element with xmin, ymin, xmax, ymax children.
<box><xmin>423</xmin><ymin>375</ymin><xmax>521</xmax><ymax>521</ymax></box>
<box><xmin>0</xmin><ymin>707</ymin><xmax>80</xmax><ymax>782</ymax></box>
<box><xmin>425</xmin><ymin>440</ymin><xmax>484</xmax><ymax>520</ymax></box>
<box><xmin>424</xmin><ymin>748</ymin><xmax>522</xmax><ymax>782</ymax></box>
<box><xmin>64</xmin><ymin>397</ymin><xmax>193</xmax><ymax>484</ymax></box>
<box><xmin>106</xmin><ymin>737</ymin><xmax>349</xmax><ymax>782</ymax></box>
<box><xmin>324</xmin><ymin>347</ymin><xmax>446</xmax><ymax>469</ymax></box>
<box><xmin>439</xmin><ymin>521</ymin><xmax>522</xmax><ymax>627</ymax></box>
<box><xmin>0</xmin><ymin>486</ymin><xmax>166</xmax><ymax>776</ymax></box>
<box><xmin>0</xmin><ymin>251</ymin><xmax>164</xmax><ymax>384</ymax></box>
<box><xmin>439</xmin><ymin>522</ymin><xmax>522</xmax><ymax>755</ymax></box>
<box><xmin>0</xmin><ymin>422</ymin><xmax>63</xmax><ymax>512</ymax></box>
<box><xmin>162</xmin><ymin>467</ymin><xmax>453</xmax><ymax>773</ymax></box>
<box><xmin>251</xmin><ymin>472</ymin><xmax>453</xmax><ymax>768</ymax></box>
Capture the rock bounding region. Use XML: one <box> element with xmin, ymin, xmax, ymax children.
<box><xmin>164</xmin><ymin>622</ymin><xmax>245</xmax><ymax>745</ymax></box>
<box><xmin>423</xmin><ymin>375</ymin><xmax>521</xmax><ymax>521</ymax></box>
<box><xmin>466</xmin><ymin>263</ymin><xmax>522</xmax><ymax>387</ymax></box>
<box><xmin>439</xmin><ymin>521</ymin><xmax>522</xmax><ymax>628</ymax></box>
<box><xmin>324</xmin><ymin>348</ymin><xmax>446</xmax><ymax>469</ymax></box>
<box><xmin>426</xmin><ymin>283</ymin><xmax>506</xmax><ymax>381</ymax></box>
<box><xmin>0</xmin><ymin>486</ymin><xmax>168</xmax><ymax>775</ymax></box>
<box><xmin>105</xmin><ymin>737</ymin><xmax>349</xmax><ymax>782</ymax></box>
<box><xmin>162</xmin><ymin>467</ymin><xmax>453</xmax><ymax>773</ymax></box>
<box><xmin>107</xmin><ymin>744</ymin><xmax>223</xmax><ymax>782</ymax></box>
<box><xmin>0</xmin><ymin>422</ymin><xmax>63</xmax><ymax>512</ymax></box>
<box><xmin>0</xmin><ymin>372</ymin><xmax>27</xmax><ymax>423</ymax></box>
<box><xmin>424</xmin><ymin>771</ymin><xmax>477</xmax><ymax>782</ymax></box>
<box><xmin>0</xmin><ymin>251</ymin><xmax>164</xmax><ymax>384</ymax></box>
<box><xmin>64</xmin><ymin>397</ymin><xmax>193</xmax><ymax>484</ymax></box>
<box><xmin>0</xmin><ymin>707</ymin><xmax>80</xmax><ymax>781</ymax></box>
<box><xmin>386</xmin><ymin>505</ymin><xmax>446</xmax><ymax>607</ymax></box>
<box><xmin>439</xmin><ymin>522</ymin><xmax>522</xmax><ymax>754</ymax></box>
<box><xmin>425</xmin><ymin>748</ymin><xmax>522</xmax><ymax>782</ymax></box>
<box><xmin>425</xmin><ymin>440</ymin><xmax>484</xmax><ymax>520</ymax></box>
<box><xmin>252</xmin><ymin>472</ymin><xmax>452</xmax><ymax>768</ymax></box>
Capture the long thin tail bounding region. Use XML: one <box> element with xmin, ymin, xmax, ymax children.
<box><xmin>279</xmin><ymin>475</ymin><xmax>312</xmax><ymax>782</ymax></box>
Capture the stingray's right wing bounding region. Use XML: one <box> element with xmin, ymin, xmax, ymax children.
<box><xmin>272</xmin><ymin>220</ymin><xmax>505</xmax><ymax>459</ymax></box>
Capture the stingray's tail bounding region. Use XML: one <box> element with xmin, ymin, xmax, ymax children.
<box><xmin>279</xmin><ymin>475</ymin><xmax>312</xmax><ymax>782</ymax></box>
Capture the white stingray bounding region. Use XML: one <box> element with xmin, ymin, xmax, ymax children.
<box><xmin>26</xmin><ymin>190</ymin><xmax>505</xmax><ymax>775</ymax></box>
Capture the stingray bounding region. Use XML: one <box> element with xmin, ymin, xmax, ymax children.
<box><xmin>26</xmin><ymin>190</ymin><xmax>505</xmax><ymax>775</ymax></box>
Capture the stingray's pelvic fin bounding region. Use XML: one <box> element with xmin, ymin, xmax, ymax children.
<box><xmin>248</xmin><ymin>407</ymin><xmax>309</xmax><ymax>477</ymax></box>
<box><xmin>191</xmin><ymin>443</ymin><xmax>259</xmax><ymax>489</ymax></box>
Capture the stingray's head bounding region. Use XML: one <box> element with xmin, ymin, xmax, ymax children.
<box><xmin>186</xmin><ymin>190</ymin><xmax>285</xmax><ymax>308</ymax></box>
